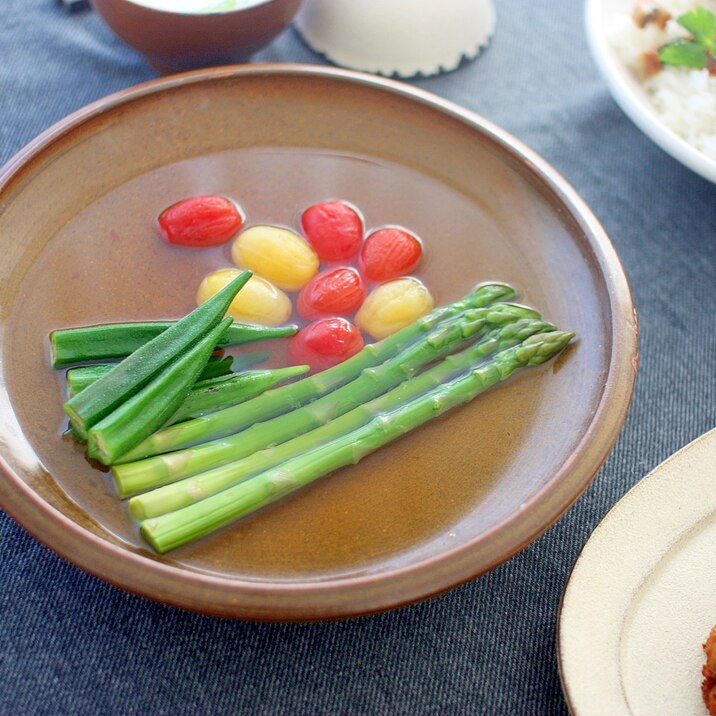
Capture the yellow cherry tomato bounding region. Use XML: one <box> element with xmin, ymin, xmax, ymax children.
<box><xmin>356</xmin><ymin>277</ymin><xmax>435</xmax><ymax>340</ymax></box>
<box><xmin>231</xmin><ymin>225</ymin><xmax>319</xmax><ymax>291</ymax></box>
<box><xmin>196</xmin><ymin>268</ymin><xmax>292</xmax><ymax>326</ymax></box>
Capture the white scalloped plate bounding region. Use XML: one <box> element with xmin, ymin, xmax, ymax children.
<box><xmin>294</xmin><ymin>0</ymin><xmax>496</xmax><ymax>78</ymax></box>
<box><xmin>558</xmin><ymin>427</ymin><xmax>716</xmax><ymax>715</ymax></box>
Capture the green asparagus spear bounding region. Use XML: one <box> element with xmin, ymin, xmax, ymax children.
<box><xmin>140</xmin><ymin>330</ymin><xmax>575</xmax><ymax>553</ymax></box>
<box><xmin>116</xmin><ymin>283</ymin><xmax>518</xmax><ymax>462</ymax></box>
<box><xmin>66</xmin><ymin>355</ymin><xmax>235</xmax><ymax>397</ymax></box>
<box><xmin>87</xmin><ymin>318</ymin><xmax>233</xmax><ymax>465</ymax></box>
<box><xmin>170</xmin><ymin>366</ymin><xmax>309</xmax><ymax>423</ymax></box>
<box><xmin>129</xmin><ymin>318</ymin><xmax>555</xmax><ymax>518</ymax></box>
<box><xmin>64</xmin><ymin>271</ymin><xmax>251</xmax><ymax>438</ymax></box>
<box><xmin>113</xmin><ymin>304</ymin><xmax>538</xmax><ymax>493</ymax></box>
<box><xmin>51</xmin><ymin>320</ymin><xmax>295</xmax><ymax>367</ymax></box>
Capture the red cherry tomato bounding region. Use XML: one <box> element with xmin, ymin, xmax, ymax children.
<box><xmin>301</xmin><ymin>200</ymin><xmax>363</xmax><ymax>262</ymax></box>
<box><xmin>297</xmin><ymin>267</ymin><xmax>367</xmax><ymax>320</ymax></box>
<box><xmin>359</xmin><ymin>227</ymin><xmax>422</xmax><ymax>281</ymax></box>
<box><xmin>288</xmin><ymin>317</ymin><xmax>365</xmax><ymax>373</ymax></box>
<box><xmin>157</xmin><ymin>195</ymin><xmax>243</xmax><ymax>248</ymax></box>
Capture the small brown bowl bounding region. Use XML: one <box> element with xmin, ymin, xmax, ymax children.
<box><xmin>90</xmin><ymin>0</ymin><xmax>304</xmax><ymax>73</ymax></box>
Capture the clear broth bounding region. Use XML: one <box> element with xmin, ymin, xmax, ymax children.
<box><xmin>6</xmin><ymin>148</ymin><xmax>565</xmax><ymax>580</ymax></box>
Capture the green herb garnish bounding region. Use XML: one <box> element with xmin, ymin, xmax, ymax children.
<box><xmin>658</xmin><ymin>6</ymin><xmax>716</xmax><ymax>70</ymax></box>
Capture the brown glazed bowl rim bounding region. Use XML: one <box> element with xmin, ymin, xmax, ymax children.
<box><xmin>0</xmin><ymin>64</ymin><xmax>637</xmax><ymax>621</ymax></box>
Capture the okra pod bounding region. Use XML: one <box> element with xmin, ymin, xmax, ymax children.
<box><xmin>70</xmin><ymin>364</ymin><xmax>309</xmax><ymax>429</ymax></box>
<box><xmin>64</xmin><ymin>270</ymin><xmax>251</xmax><ymax>438</ymax></box>
<box><xmin>50</xmin><ymin>318</ymin><xmax>295</xmax><ymax>367</ymax></box>
<box><xmin>87</xmin><ymin>318</ymin><xmax>233</xmax><ymax>465</ymax></box>
<box><xmin>66</xmin><ymin>355</ymin><xmax>235</xmax><ymax>397</ymax></box>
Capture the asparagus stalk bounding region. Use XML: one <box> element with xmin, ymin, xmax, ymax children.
<box><xmin>87</xmin><ymin>318</ymin><xmax>233</xmax><ymax>465</ymax></box>
<box><xmin>140</xmin><ymin>330</ymin><xmax>575</xmax><ymax>553</ymax></box>
<box><xmin>170</xmin><ymin>365</ymin><xmax>309</xmax><ymax>423</ymax></box>
<box><xmin>116</xmin><ymin>283</ymin><xmax>518</xmax><ymax>462</ymax></box>
<box><xmin>129</xmin><ymin>318</ymin><xmax>555</xmax><ymax>518</ymax></box>
<box><xmin>51</xmin><ymin>320</ymin><xmax>295</xmax><ymax>367</ymax></box>
<box><xmin>65</xmin><ymin>270</ymin><xmax>251</xmax><ymax>438</ymax></box>
<box><xmin>113</xmin><ymin>304</ymin><xmax>539</xmax><ymax>493</ymax></box>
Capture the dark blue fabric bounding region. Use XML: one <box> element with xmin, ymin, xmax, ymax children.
<box><xmin>2</xmin><ymin>1</ymin><xmax>716</xmax><ymax>714</ymax></box>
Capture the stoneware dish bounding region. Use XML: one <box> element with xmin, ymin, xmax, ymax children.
<box><xmin>91</xmin><ymin>0</ymin><xmax>303</xmax><ymax>73</ymax></box>
<box><xmin>0</xmin><ymin>65</ymin><xmax>637</xmax><ymax>621</ymax></box>
<box><xmin>585</xmin><ymin>0</ymin><xmax>716</xmax><ymax>185</ymax></box>
<box><xmin>559</xmin><ymin>427</ymin><xmax>716</xmax><ymax>715</ymax></box>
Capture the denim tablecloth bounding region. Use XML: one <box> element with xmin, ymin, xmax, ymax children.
<box><xmin>2</xmin><ymin>1</ymin><xmax>716</xmax><ymax>714</ymax></box>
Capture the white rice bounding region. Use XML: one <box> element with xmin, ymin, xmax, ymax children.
<box><xmin>609</xmin><ymin>0</ymin><xmax>716</xmax><ymax>160</ymax></box>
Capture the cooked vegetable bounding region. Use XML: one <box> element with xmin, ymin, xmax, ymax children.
<box><xmin>87</xmin><ymin>317</ymin><xmax>232</xmax><ymax>465</ymax></box>
<box><xmin>140</xmin><ymin>330</ymin><xmax>574</xmax><ymax>553</ymax></box>
<box><xmin>191</xmin><ymin>355</ymin><xmax>236</xmax><ymax>381</ymax></box>
<box><xmin>287</xmin><ymin>318</ymin><xmax>364</xmax><ymax>373</ymax></box>
<box><xmin>66</xmin><ymin>355</ymin><xmax>234</xmax><ymax>396</ymax></box>
<box><xmin>50</xmin><ymin>320</ymin><xmax>292</xmax><ymax>368</ymax></box>
<box><xmin>196</xmin><ymin>269</ymin><xmax>292</xmax><ymax>327</ymax></box>
<box><xmin>129</xmin><ymin>317</ymin><xmax>554</xmax><ymax>518</ymax></box>
<box><xmin>227</xmin><ymin>351</ymin><xmax>271</xmax><ymax>372</ymax></box>
<box><xmin>157</xmin><ymin>195</ymin><xmax>243</xmax><ymax>248</ymax></box>
<box><xmin>64</xmin><ymin>270</ymin><xmax>251</xmax><ymax>439</ymax></box>
<box><xmin>170</xmin><ymin>365</ymin><xmax>309</xmax><ymax>423</ymax></box>
<box><xmin>301</xmin><ymin>200</ymin><xmax>363</xmax><ymax>261</ymax></box>
<box><xmin>70</xmin><ymin>362</ymin><xmax>303</xmax><ymax>430</ymax></box>
<box><xmin>65</xmin><ymin>364</ymin><xmax>120</xmax><ymax>397</ymax></box>
<box><xmin>114</xmin><ymin>282</ymin><xmax>517</xmax><ymax>462</ymax></box>
<box><xmin>231</xmin><ymin>225</ymin><xmax>319</xmax><ymax>291</ymax></box>
<box><xmin>359</xmin><ymin>227</ymin><xmax>422</xmax><ymax>281</ymax></box>
<box><xmin>356</xmin><ymin>277</ymin><xmax>435</xmax><ymax>339</ymax></box>
<box><xmin>297</xmin><ymin>267</ymin><xmax>366</xmax><ymax>320</ymax></box>
<box><xmin>658</xmin><ymin>7</ymin><xmax>716</xmax><ymax>70</ymax></box>
<box><xmin>113</xmin><ymin>302</ymin><xmax>539</xmax><ymax>493</ymax></box>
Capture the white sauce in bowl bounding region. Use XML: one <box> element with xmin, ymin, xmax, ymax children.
<box><xmin>127</xmin><ymin>0</ymin><xmax>267</xmax><ymax>13</ymax></box>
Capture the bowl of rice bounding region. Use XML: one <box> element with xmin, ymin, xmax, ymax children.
<box><xmin>586</xmin><ymin>0</ymin><xmax>716</xmax><ymax>183</ymax></box>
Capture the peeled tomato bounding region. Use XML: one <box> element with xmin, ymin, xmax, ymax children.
<box><xmin>196</xmin><ymin>268</ymin><xmax>291</xmax><ymax>326</ymax></box>
<box><xmin>232</xmin><ymin>225</ymin><xmax>319</xmax><ymax>291</ymax></box>
<box><xmin>356</xmin><ymin>277</ymin><xmax>435</xmax><ymax>339</ymax></box>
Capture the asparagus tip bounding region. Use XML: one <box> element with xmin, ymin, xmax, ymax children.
<box><xmin>519</xmin><ymin>330</ymin><xmax>575</xmax><ymax>364</ymax></box>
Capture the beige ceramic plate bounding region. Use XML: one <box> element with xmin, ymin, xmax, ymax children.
<box><xmin>0</xmin><ymin>65</ymin><xmax>636</xmax><ymax>620</ymax></box>
<box><xmin>559</xmin><ymin>428</ymin><xmax>716</xmax><ymax>715</ymax></box>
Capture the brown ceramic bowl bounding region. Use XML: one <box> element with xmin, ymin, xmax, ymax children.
<box><xmin>90</xmin><ymin>0</ymin><xmax>304</xmax><ymax>73</ymax></box>
<box><xmin>0</xmin><ymin>65</ymin><xmax>637</xmax><ymax>621</ymax></box>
